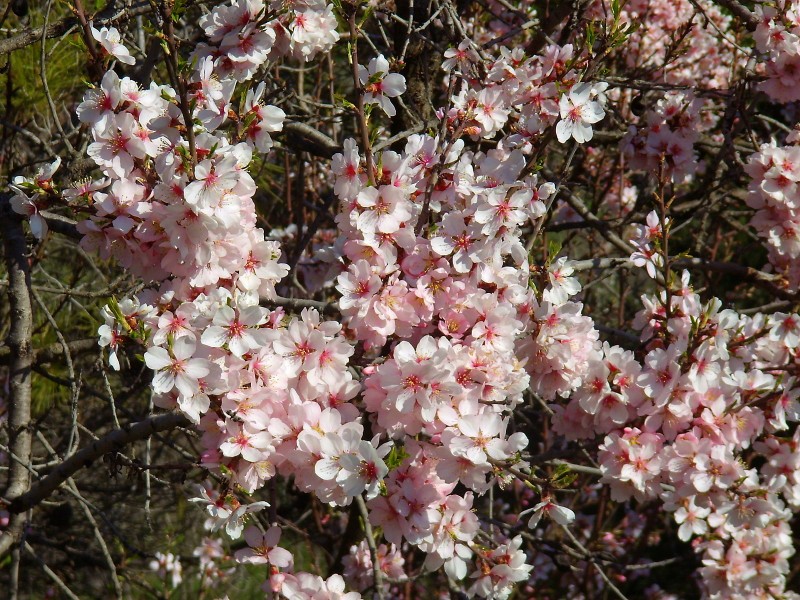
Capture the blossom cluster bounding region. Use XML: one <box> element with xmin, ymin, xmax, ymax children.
<box><xmin>755</xmin><ymin>1</ymin><xmax>800</xmax><ymax>103</ymax></box>
<box><xmin>193</xmin><ymin>0</ymin><xmax>339</xmax><ymax>78</ymax></box>
<box><xmin>12</xmin><ymin>4</ymin><xmax>380</xmax><ymax>598</ymax></box>
<box><xmin>543</xmin><ymin>265</ymin><xmax>800</xmax><ymax>598</ymax></box>
<box><xmin>745</xmin><ymin>137</ymin><xmax>800</xmax><ymax>292</ymax></box>
<box><xmin>589</xmin><ymin>0</ymin><xmax>743</xmax><ymax>89</ymax></box>
<box><xmin>622</xmin><ymin>91</ymin><xmax>709</xmax><ymax>183</ymax></box>
<box><xmin>9</xmin><ymin>0</ymin><xmax>800</xmax><ymax>598</ymax></box>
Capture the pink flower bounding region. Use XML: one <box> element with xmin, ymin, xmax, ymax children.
<box><xmin>359</xmin><ymin>54</ymin><xmax>406</xmax><ymax>117</ymax></box>
<box><xmin>87</xmin><ymin>113</ymin><xmax>147</xmax><ymax>177</ymax></box>
<box><xmin>235</xmin><ymin>525</ymin><xmax>293</xmax><ymax>567</ymax></box>
<box><xmin>332</xmin><ymin>138</ymin><xmax>365</xmax><ymax>200</ymax></box>
<box><xmin>148</xmin><ymin>552</ymin><xmax>182</xmax><ymax>588</ymax></box>
<box><xmin>473</xmin><ymin>187</ymin><xmax>530</xmax><ymax>236</ymax></box>
<box><xmin>243</xmin><ymin>82</ymin><xmax>286</xmax><ymax>152</ymax></box>
<box><xmin>356</xmin><ymin>186</ymin><xmax>412</xmax><ymax>234</ymax></box>
<box><xmin>430</xmin><ymin>212</ymin><xmax>483</xmax><ymax>273</ymax></box>
<box><xmin>91</xmin><ymin>24</ymin><xmax>135</xmax><ymax>65</ymax></box>
<box><xmin>674</xmin><ymin>498</ymin><xmax>710</xmax><ymax>541</ymax></box>
<box><xmin>220</xmin><ymin>421</ymin><xmax>274</xmax><ymax>463</ymax></box>
<box><xmin>76</xmin><ymin>69</ymin><xmax>122</xmax><ymax>130</ymax></box>
<box><xmin>144</xmin><ymin>337</ymin><xmax>211</xmax><ymax>398</ymax></box>
<box><xmin>442</xmin><ymin>40</ymin><xmax>480</xmax><ymax>73</ymax></box>
<box><xmin>468</xmin><ymin>536</ymin><xmax>532</xmax><ymax>599</ymax></box>
<box><xmin>556</xmin><ymin>82</ymin><xmax>606</xmax><ymax>143</ymax></box>
<box><xmin>200</xmin><ymin>304</ymin><xmax>268</xmax><ymax>357</ymax></box>
<box><xmin>337</xmin><ymin>260</ymin><xmax>382</xmax><ymax>316</ymax></box>
<box><xmin>443</xmin><ymin>414</ymin><xmax>511</xmax><ymax>466</ymax></box>
<box><xmin>337</xmin><ymin>440</ymin><xmax>390</xmax><ymax>500</ymax></box>
<box><xmin>523</xmin><ymin>496</ymin><xmax>576</xmax><ymax>528</ymax></box>
<box><xmin>184</xmin><ymin>157</ymin><xmax>239</xmax><ymax>209</ymax></box>
<box><xmin>9</xmin><ymin>191</ymin><xmax>47</xmax><ymax>241</ymax></box>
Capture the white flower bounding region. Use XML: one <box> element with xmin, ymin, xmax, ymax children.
<box><xmin>543</xmin><ymin>257</ymin><xmax>581</xmax><ymax>304</ymax></box>
<box><xmin>149</xmin><ymin>552</ymin><xmax>182</xmax><ymax>588</ymax></box>
<box><xmin>190</xmin><ymin>487</ymin><xmax>270</xmax><ymax>540</ymax></box>
<box><xmin>97</xmin><ymin>323</ymin><xmax>123</xmax><ymax>370</ymax></box>
<box><xmin>337</xmin><ymin>440</ymin><xmax>390</xmax><ymax>500</ymax></box>
<box><xmin>442</xmin><ymin>40</ymin><xmax>481</xmax><ymax>73</ymax></box>
<box><xmin>9</xmin><ymin>191</ymin><xmax>47</xmax><ymax>241</ymax></box>
<box><xmin>359</xmin><ymin>54</ymin><xmax>406</xmax><ymax>117</ymax></box>
<box><xmin>556</xmin><ymin>82</ymin><xmax>607</xmax><ymax>144</ymax></box>
<box><xmin>9</xmin><ymin>157</ymin><xmax>62</xmax><ymax>241</ymax></box>
<box><xmin>91</xmin><ymin>24</ymin><xmax>135</xmax><ymax>65</ymax></box>
<box><xmin>522</xmin><ymin>497</ymin><xmax>576</xmax><ymax>528</ymax></box>
<box><xmin>143</xmin><ymin>337</ymin><xmax>211</xmax><ymax>398</ymax></box>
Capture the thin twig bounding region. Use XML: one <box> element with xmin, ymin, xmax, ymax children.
<box><xmin>32</xmin><ymin>288</ymin><xmax>80</xmax><ymax>455</ymax></box>
<box><xmin>24</xmin><ymin>542</ymin><xmax>82</xmax><ymax>600</ymax></box>
<box><xmin>35</xmin><ymin>432</ymin><xmax>123</xmax><ymax>598</ymax></box>
<box><xmin>355</xmin><ymin>494</ymin><xmax>387</xmax><ymax>600</ymax></box>
<box><xmin>40</xmin><ymin>0</ymin><xmax>75</xmax><ymax>154</ymax></box>
<box><xmin>348</xmin><ymin>10</ymin><xmax>375</xmax><ymax>184</ymax></box>
<box><xmin>7</xmin><ymin>413</ymin><xmax>190</xmax><ymax>516</ymax></box>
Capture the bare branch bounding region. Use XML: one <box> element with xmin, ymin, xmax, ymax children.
<box><xmin>356</xmin><ymin>494</ymin><xmax>386</xmax><ymax>600</ymax></box>
<box><xmin>39</xmin><ymin>211</ymin><xmax>81</xmax><ymax>240</ymax></box>
<box><xmin>0</xmin><ymin>2</ymin><xmax>152</xmax><ymax>56</ymax></box>
<box><xmin>35</xmin><ymin>430</ymin><xmax>124</xmax><ymax>598</ymax></box>
<box><xmin>283</xmin><ymin>121</ymin><xmax>343</xmax><ymax>159</ymax></box>
<box><xmin>712</xmin><ymin>0</ymin><xmax>758</xmax><ymax>29</ymax></box>
<box><xmin>0</xmin><ymin>338</ymin><xmax>97</xmax><ymax>366</ymax></box>
<box><xmin>0</xmin><ymin>202</ymin><xmax>35</xmax><ymax>558</ymax></box>
<box><xmin>264</xmin><ymin>294</ymin><xmax>340</xmax><ymax>315</ymax></box>
<box><xmin>23</xmin><ymin>542</ymin><xmax>81</xmax><ymax>600</ymax></box>
<box><xmin>5</xmin><ymin>412</ymin><xmax>190</xmax><ymax>519</ymax></box>
<box><xmin>570</xmin><ymin>255</ymin><xmax>794</xmax><ymax>300</ymax></box>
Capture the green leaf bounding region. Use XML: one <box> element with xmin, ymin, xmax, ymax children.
<box><xmin>550</xmin><ymin>463</ymin><xmax>578</xmax><ymax>489</ymax></box>
<box><xmin>334</xmin><ymin>93</ymin><xmax>356</xmax><ymax>110</ymax></box>
<box><xmin>547</xmin><ymin>239</ymin><xmax>563</xmax><ymax>262</ymax></box>
<box><xmin>385</xmin><ymin>444</ymin><xmax>408</xmax><ymax>471</ymax></box>
<box><xmin>172</xmin><ymin>0</ymin><xmax>188</xmax><ymax>21</ymax></box>
<box><xmin>358</xmin><ymin>5</ymin><xmax>374</xmax><ymax>28</ymax></box>
<box><xmin>368</xmin><ymin>71</ymin><xmax>386</xmax><ymax>85</ymax></box>
<box><xmin>107</xmin><ymin>297</ymin><xmax>129</xmax><ymax>331</ymax></box>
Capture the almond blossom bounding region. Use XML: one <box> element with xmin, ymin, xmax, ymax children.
<box><xmin>18</xmin><ymin>1</ymin><xmax>800</xmax><ymax>598</ymax></box>
<box><xmin>555</xmin><ymin>82</ymin><xmax>607</xmax><ymax>144</ymax></box>
<box><xmin>358</xmin><ymin>54</ymin><xmax>407</xmax><ymax>117</ymax></box>
<box><xmin>91</xmin><ymin>24</ymin><xmax>135</xmax><ymax>65</ymax></box>
<box><xmin>144</xmin><ymin>337</ymin><xmax>211</xmax><ymax>398</ymax></box>
<box><xmin>235</xmin><ymin>525</ymin><xmax>293</xmax><ymax>567</ymax></box>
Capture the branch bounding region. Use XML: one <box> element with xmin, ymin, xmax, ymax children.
<box><xmin>559</xmin><ymin>524</ymin><xmax>631</xmax><ymax>600</ymax></box>
<box><xmin>23</xmin><ymin>542</ymin><xmax>81</xmax><ymax>600</ymax></box>
<box><xmin>547</xmin><ymin>460</ymin><xmax>603</xmax><ymax>477</ymax></box>
<box><xmin>0</xmin><ymin>202</ymin><xmax>34</xmax><ymax>558</ymax></box>
<box><xmin>5</xmin><ymin>413</ymin><xmax>190</xmax><ymax>518</ymax></box>
<box><xmin>34</xmin><ymin>431</ymin><xmax>123</xmax><ymax>598</ymax></box>
<box><xmin>570</xmin><ymin>256</ymin><xmax>796</xmax><ymax>301</ymax></box>
<box><xmin>712</xmin><ymin>0</ymin><xmax>758</xmax><ymax>29</ymax></box>
<box><xmin>0</xmin><ymin>338</ymin><xmax>97</xmax><ymax>366</ymax></box>
<box><xmin>264</xmin><ymin>294</ymin><xmax>340</xmax><ymax>316</ymax></box>
<box><xmin>570</xmin><ymin>257</ymin><xmax>632</xmax><ymax>271</ymax></box>
<box><xmin>39</xmin><ymin>211</ymin><xmax>81</xmax><ymax>240</ymax></box>
<box><xmin>356</xmin><ymin>494</ymin><xmax>386</xmax><ymax>600</ymax></box>
<box><xmin>0</xmin><ymin>2</ymin><xmax>153</xmax><ymax>56</ymax></box>
<box><xmin>554</xmin><ymin>186</ymin><xmax>637</xmax><ymax>257</ymax></box>
<box><xmin>282</xmin><ymin>121</ymin><xmax>343</xmax><ymax>159</ymax></box>
<box><xmin>348</xmin><ymin>9</ymin><xmax>376</xmax><ymax>183</ymax></box>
